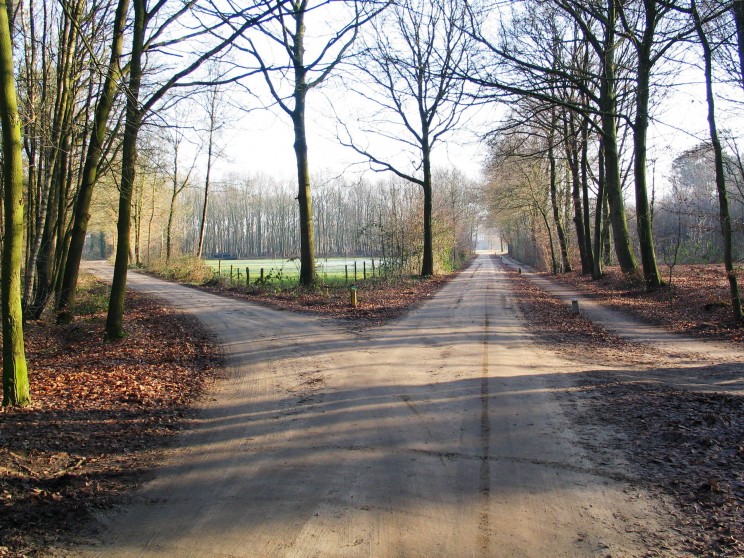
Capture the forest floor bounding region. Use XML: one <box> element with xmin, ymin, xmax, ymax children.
<box><xmin>0</xmin><ymin>277</ymin><xmax>221</xmax><ymax>558</ymax></box>
<box><xmin>0</xmin><ymin>261</ymin><xmax>742</xmax><ymax>556</ymax></box>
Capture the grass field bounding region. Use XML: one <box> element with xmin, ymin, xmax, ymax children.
<box><xmin>206</xmin><ymin>257</ymin><xmax>380</xmax><ymax>284</ymax></box>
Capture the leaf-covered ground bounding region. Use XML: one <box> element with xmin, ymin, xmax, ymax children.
<box><xmin>549</xmin><ymin>264</ymin><xmax>744</xmax><ymax>342</ymax></box>
<box><xmin>0</xmin><ymin>278</ymin><xmax>220</xmax><ymax>558</ymax></box>
<box><xmin>506</xmin><ymin>261</ymin><xmax>743</xmax><ymax>557</ymax></box>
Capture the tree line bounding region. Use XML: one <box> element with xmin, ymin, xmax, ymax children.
<box><xmin>475</xmin><ymin>0</ymin><xmax>743</xmax><ymax>322</ymax></box>
<box><xmin>1</xmin><ymin>0</ymin><xmax>743</xmax><ymax>406</ymax></box>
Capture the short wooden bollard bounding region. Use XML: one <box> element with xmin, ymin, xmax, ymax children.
<box><xmin>350</xmin><ymin>285</ymin><xmax>357</xmax><ymax>308</ymax></box>
<box><xmin>571</xmin><ymin>299</ymin><xmax>580</xmax><ymax>314</ymax></box>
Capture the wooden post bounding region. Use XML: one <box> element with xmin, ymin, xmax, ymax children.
<box><xmin>230</xmin><ymin>265</ymin><xmax>233</xmax><ymax>282</ymax></box>
<box><xmin>363</xmin><ymin>261</ymin><xmax>367</xmax><ymax>280</ymax></box>
<box><xmin>345</xmin><ymin>265</ymin><xmax>348</xmax><ymax>285</ymax></box>
<box><xmin>372</xmin><ymin>258</ymin><xmax>375</xmax><ymax>277</ymax></box>
<box><xmin>354</xmin><ymin>261</ymin><xmax>357</xmax><ymax>281</ymax></box>
<box><xmin>218</xmin><ymin>260</ymin><xmax>221</xmax><ymax>275</ymax></box>
<box><xmin>260</xmin><ymin>268</ymin><xmax>264</xmax><ymax>284</ymax></box>
<box><xmin>246</xmin><ymin>267</ymin><xmax>249</xmax><ymax>286</ymax></box>
<box><xmin>350</xmin><ymin>285</ymin><xmax>357</xmax><ymax>308</ymax></box>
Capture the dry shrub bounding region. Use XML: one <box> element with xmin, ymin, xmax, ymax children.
<box><xmin>145</xmin><ymin>256</ymin><xmax>214</xmax><ymax>284</ymax></box>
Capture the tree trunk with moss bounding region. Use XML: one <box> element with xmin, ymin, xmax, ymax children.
<box><xmin>693</xmin><ymin>0</ymin><xmax>743</xmax><ymax>322</ymax></box>
<box><xmin>57</xmin><ymin>0</ymin><xmax>129</xmax><ymax>324</ymax></box>
<box><xmin>105</xmin><ymin>0</ymin><xmax>145</xmax><ymax>340</ymax></box>
<box><xmin>0</xmin><ymin>0</ymin><xmax>30</xmax><ymax>406</ymax></box>
<box><xmin>600</xmin><ymin>0</ymin><xmax>638</xmax><ymax>275</ymax></box>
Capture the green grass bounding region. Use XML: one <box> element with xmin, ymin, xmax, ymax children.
<box><xmin>75</xmin><ymin>273</ymin><xmax>111</xmax><ymax>315</ymax></box>
<box><xmin>206</xmin><ymin>257</ymin><xmax>380</xmax><ymax>285</ymax></box>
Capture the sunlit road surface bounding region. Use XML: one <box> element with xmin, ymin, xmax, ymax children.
<box><xmin>78</xmin><ymin>255</ymin><xmax>672</xmax><ymax>557</ymax></box>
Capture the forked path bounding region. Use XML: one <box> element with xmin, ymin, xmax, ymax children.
<box><xmin>79</xmin><ymin>255</ymin><xmax>677</xmax><ymax>557</ymax></box>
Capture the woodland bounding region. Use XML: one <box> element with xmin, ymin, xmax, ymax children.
<box><xmin>0</xmin><ymin>2</ymin><xmax>742</xmax><ymax>556</ymax></box>
<box><xmin>0</xmin><ymin>0</ymin><xmax>742</xmax><ymax>409</ymax></box>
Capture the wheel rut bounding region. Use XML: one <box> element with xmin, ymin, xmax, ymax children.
<box><xmin>478</xmin><ymin>281</ymin><xmax>492</xmax><ymax>553</ymax></box>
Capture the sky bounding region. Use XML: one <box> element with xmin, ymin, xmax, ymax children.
<box><xmin>167</xmin><ymin>3</ymin><xmax>744</xmax><ymax>196</ymax></box>
<box><xmin>200</xmin><ymin>79</ymin><xmax>741</xmax><ymax>196</ymax></box>
<box><xmin>209</xmin><ymin>94</ymin><xmax>491</xmax><ymax>185</ymax></box>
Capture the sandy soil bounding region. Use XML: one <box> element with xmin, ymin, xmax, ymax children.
<box><xmin>495</xmin><ymin>256</ymin><xmax>742</xmax><ymax>556</ymax></box>
<box><xmin>71</xmin><ymin>255</ymin><xmax>700</xmax><ymax>557</ymax></box>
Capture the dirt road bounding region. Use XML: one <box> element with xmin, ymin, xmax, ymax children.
<box><xmin>78</xmin><ymin>255</ymin><xmax>679</xmax><ymax>557</ymax></box>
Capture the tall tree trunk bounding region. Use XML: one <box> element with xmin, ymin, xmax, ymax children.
<box><xmin>293</xmin><ymin>92</ymin><xmax>316</xmax><ymax>286</ymax></box>
<box><xmin>733</xmin><ymin>0</ymin><xmax>744</xmax><ymax>87</ymax></box>
<box><xmin>105</xmin><ymin>0</ymin><xmax>145</xmax><ymax>340</ymax></box>
<box><xmin>57</xmin><ymin>0</ymin><xmax>129</xmax><ymax>324</ymax></box>
<box><xmin>540</xmin><ymin>206</ymin><xmax>558</xmax><ymax>274</ymax></box>
<box><xmin>602</xmin><ymin>195</ymin><xmax>612</xmax><ymax>266</ymax></box>
<box><xmin>601</xmin><ymin>0</ymin><xmax>638</xmax><ymax>274</ymax></box>
<box><xmin>548</xmin><ymin>130</ymin><xmax>571</xmax><ymax>272</ymax></box>
<box><xmin>693</xmin><ymin>0</ymin><xmax>743</xmax><ymax>322</ymax></box>
<box><xmin>592</xmin><ymin>141</ymin><xmax>605</xmax><ymax>279</ymax></box>
<box><xmin>565</xmin><ymin>116</ymin><xmax>589</xmax><ymax>274</ymax></box>
<box><xmin>580</xmin><ymin>117</ymin><xmax>594</xmax><ymax>274</ymax></box>
<box><xmin>633</xmin><ymin>0</ymin><xmax>662</xmax><ymax>290</ymax></box>
<box><xmin>27</xmin><ymin>0</ymin><xmax>81</xmax><ymax>318</ymax></box>
<box><xmin>166</xmin><ymin>187</ymin><xmax>177</xmax><ymax>264</ymax></box>
<box><xmin>197</xmin><ymin>102</ymin><xmax>215</xmax><ymax>258</ymax></box>
<box><xmin>292</xmin><ymin>12</ymin><xmax>315</xmax><ymax>287</ymax></box>
<box><xmin>421</xmin><ymin>137</ymin><xmax>434</xmax><ymax>276</ymax></box>
<box><xmin>133</xmin><ymin>178</ymin><xmax>142</xmax><ymax>266</ymax></box>
<box><xmin>0</xmin><ymin>0</ymin><xmax>30</xmax><ymax>406</ymax></box>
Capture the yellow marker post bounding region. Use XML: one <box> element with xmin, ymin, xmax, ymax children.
<box><xmin>350</xmin><ymin>285</ymin><xmax>358</xmax><ymax>308</ymax></box>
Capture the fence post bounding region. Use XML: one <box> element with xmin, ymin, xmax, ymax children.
<box><xmin>354</xmin><ymin>261</ymin><xmax>357</xmax><ymax>281</ymax></box>
<box><xmin>260</xmin><ymin>268</ymin><xmax>264</xmax><ymax>284</ymax></box>
<box><xmin>345</xmin><ymin>265</ymin><xmax>348</xmax><ymax>285</ymax></box>
<box><xmin>363</xmin><ymin>261</ymin><xmax>367</xmax><ymax>280</ymax></box>
<box><xmin>246</xmin><ymin>267</ymin><xmax>250</xmax><ymax>286</ymax></box>
<box><xmin>218</xmin><ymin>260</ymin><xmax>221</xmax><ymax>276</ymax></box>
<box><xmin>230</xmin><ymin>265</ymin><xmax>233</xmax><ymax>283</ymax></box>
<box><xmin>372</xmin><ymin>258</ymin><xmax>375</xmax><ymax>277</ymax></box>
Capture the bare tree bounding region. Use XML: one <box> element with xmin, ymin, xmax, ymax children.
<box><xmin>238</xmin><ymin>0</ymin><xmax>383</xmax><ymax>286</ymax></box>
<box><xmin>690</xmin><ymin>0</ymin><xmax>743</xmax><ymax>322</ymax></box>
<box><xmin>467</xmin><ymin>0</ymin><xmax>640</xmax><ymax>275</ymax></box>
<box><xmin>339</xmin><ymin>0</ymin><xmax>472</xmax><ymax>276</ymax></box>
<box><xmin>105</xmin><ymin>0</ymin><xmax>276</xmax><ymax>339</ymax></box>
<box><xmin>196</xmin><ymin>81</ymin><xmax>227</xmax><ymax>258</ymax></box>
<box><xmin>56</xmin><ymin>0</ymin><xmax>129</xmax><ymax>324</ymax></box>
<box><xmin>156</xmin><ymin>118</ymin><xmax>200</xmax><ymax>264</ymax></box>
<box><xmin>617</xmin><ymin>0</ymin><xmax>691</xmax><ymax>290</ymax></box>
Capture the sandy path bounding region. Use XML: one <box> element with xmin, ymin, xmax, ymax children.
<box><xmin>77</xmin><ymin>255</ymin><xmax>677</xmax><ymax>557</ymax></box>
<box><xmin>498</xmin><ymin>254</ymin><xmax>744</xmax><ymax>394</ymax></box>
